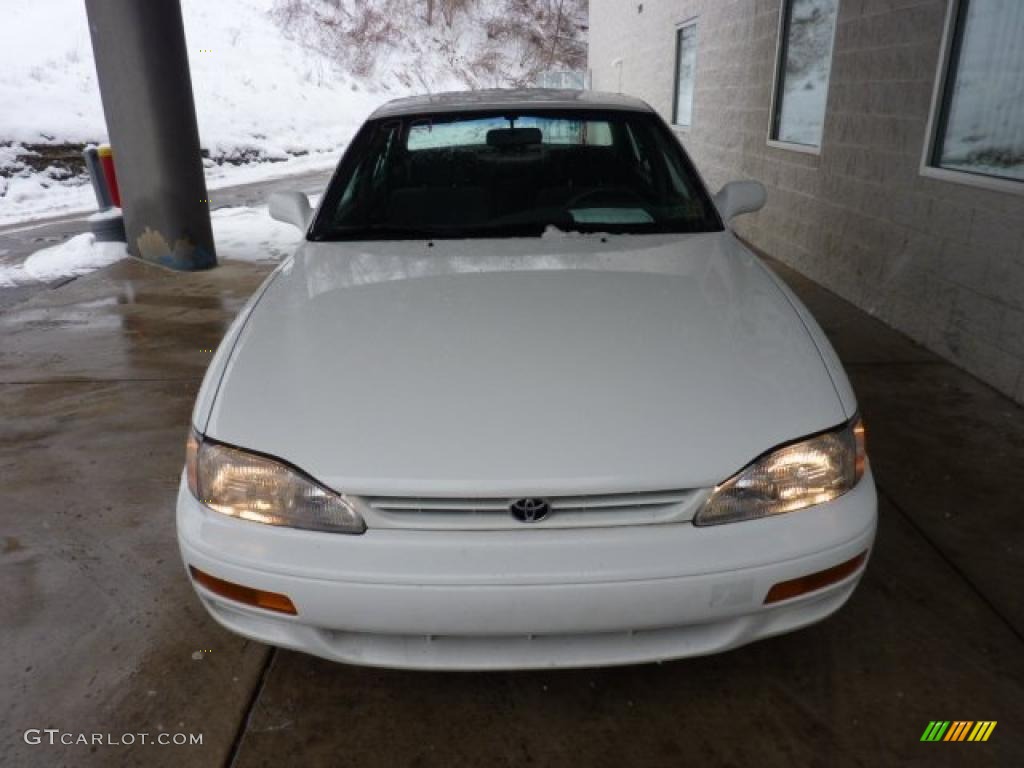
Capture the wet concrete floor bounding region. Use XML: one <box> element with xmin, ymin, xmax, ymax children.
<box><xmin>1</xmin><ymin>252</ymin><xmax>1022</xmax><ymax>767</ymax></box>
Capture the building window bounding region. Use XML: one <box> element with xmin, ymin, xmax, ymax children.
<box><xmin>927</xmin><ymin>0</ymin><xmax>1024</xmax><ymax>186</ymax></box>
<box><xmin>672</xmin><ymin>22</ymin><xmax>698</xmax><ymax>128</ymax></box>
<box><xmin>770</xmin><ymin>0</ymin><xmax>840</xmax><ymax>149</ymax></box>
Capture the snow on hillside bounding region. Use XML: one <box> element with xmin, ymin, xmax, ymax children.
<box><xmin>0</xmin><ymin>0</ymin><xmax>412</xmax><ymax>225</ymax></box>
<box><xmin>0</xmin><ymin>0</ymin><xmax>587</xmax><ymax>228</ymax></box>
<box><xmin>272</xmin><ymin>0</ymin><xmax>587</xmax><ymax>91</ymax></box>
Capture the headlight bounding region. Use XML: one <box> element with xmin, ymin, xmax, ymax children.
<box><xmin>185</xmin><ymin>431</ymin><xmax>366</xmax><ymax>534</ymax></box>
<box><xmin>695</xmin><ymin>416</ymin><xmax>866</xmax><ymax>526</ymax></box>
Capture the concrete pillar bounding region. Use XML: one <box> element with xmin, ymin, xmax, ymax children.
<box><xmin>84</xmin><ymin>0</ymin><xmax>216</xmax><ymax>270</ymax></box>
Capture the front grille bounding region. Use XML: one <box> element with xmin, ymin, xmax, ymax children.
<box><xmin>362</xmin><ymin>489</ymin><xmax>704</xmax><ymax>530</ymax></box>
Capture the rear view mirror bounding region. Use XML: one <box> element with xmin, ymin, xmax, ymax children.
<box><xmin>714</xmin><ymin>181</ymin><xmax>767</xmax><ymax>223</ymax></box>
<box><xmin>486</xmin><ymin>127</ymin><xmax>543</xmax><ymax>148</ymax></box>
<box><xmin>268</xmin><ymin>191</ymin><xmax>312</xmax><ymax>231</ymax></box>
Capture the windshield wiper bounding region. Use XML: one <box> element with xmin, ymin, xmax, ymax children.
<box><xmin>313</xmin><ymin>219</ymin><xmax>717</xmax><ymax>242</ymax></box>
<box><xmin>314</xmin><ymin>224</ymin><xmax>452</xmax><ymax>241</ymax></box>
<box><xmin>317</xmin><ymin>222</ymin><xmax>557</xmax><ymax>241</ymax></box>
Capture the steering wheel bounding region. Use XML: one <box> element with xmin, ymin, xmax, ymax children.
<box><xmin>564</xmin><ymin>186</ymin><xmax>646</xmax><ymax>210</ymax></box>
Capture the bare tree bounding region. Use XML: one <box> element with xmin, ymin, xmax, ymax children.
<box><xmin>271</xmin><ymin>0</ymin><xmax>589</xmax><ymax>88</ymax></box>
<box><xmin>440</xmin><ymin>0</ymin><xmax>472</xmax><ymax>27</ymax></box>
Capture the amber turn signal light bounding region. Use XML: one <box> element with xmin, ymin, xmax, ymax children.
<box><xmin>853</xmin><ymin>416</ymin><xmax>867</xmax><ymax>480</ymax></box>
<box><xmin>764</xmin><ymin>551</ymin><xmax>868</xmax><ymax>604</ymax></box>
<box><xmin>189</xmin><ymin>565</ymin><xmax>297</xmax><ymax>615</ymax></box>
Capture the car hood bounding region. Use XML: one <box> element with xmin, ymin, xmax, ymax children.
<box><xmin>205</xmin><ymin>233</ymin><xmax>846</xmax><ymax>495</ymax></box>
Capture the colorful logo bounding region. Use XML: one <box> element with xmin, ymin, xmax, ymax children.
<box><xmin>920</xmin><ymin>721</ymin><xmax>997</xmax><ymax>742</ymax></box>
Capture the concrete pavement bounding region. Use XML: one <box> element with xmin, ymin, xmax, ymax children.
<box><xmin>1</xmin><ymin>247</ymin><xmax>1022</xmax><ymax>767</ymax></box>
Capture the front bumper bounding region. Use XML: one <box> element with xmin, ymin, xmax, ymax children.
<box><xmin>177</xmin><ymin>472</ymin><xmax>877</xmax><ymax>670</ymax></box>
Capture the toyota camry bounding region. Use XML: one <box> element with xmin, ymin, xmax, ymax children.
<box><xmin>178</xmin><ymin>89</ymin><xmax>877</xmax><ymax>670</ymax></box>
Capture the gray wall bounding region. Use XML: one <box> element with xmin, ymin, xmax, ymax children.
<box><xmin>589</xmin><ymin>0</ymin><xmax>1024</xmax><ymax>404</ymax></box>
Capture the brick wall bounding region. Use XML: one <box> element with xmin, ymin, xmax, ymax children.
<box><xmin>589</xmin><ymin>0</ymin><xmax>1024</xmax><ymax>403</ymax></box>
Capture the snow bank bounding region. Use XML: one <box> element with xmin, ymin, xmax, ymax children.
<box><xmin>0</xmin><ymin>234</ymin><xmax>127</xmax><ymax>287</ymax></box>
<box><xmin>0</xmin><ymin>150</ymin><xmax>337</xmax><ymax>228</ymax></box>
<box><xmin>1</xmin><ymin>174</ymin><xmax>99</xmax><ymax>229</ymax></box>
<box><xmin>0</xmin><ymin>199</ymin><xmax>320</xmax><ymax>287</ymax></box>
<box><xmin>210</xmin><ymin>203</ymin><xmax>309</xmax><ymax>263</ymax></box>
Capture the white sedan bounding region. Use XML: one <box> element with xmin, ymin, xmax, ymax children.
<box><xmin>178</xmin><ymin>89</ymin><xmax>876</xmax><ymax>670</ymax></box>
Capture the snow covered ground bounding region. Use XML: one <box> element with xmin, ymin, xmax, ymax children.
<box><xmin>209</xmin><ymin>195</ymin><xmax>320</xmax><ymax>263</ymax></box>
<box><xmin>0</xmin><ymin>196</ymin><xmax>320</xmax><ymax>288</ymax></box>
<box><xmin>0</xmin><ymin>149</ymin><xmax>339</xmax><ymax>229</ymax></box>
<box><xmin>0</xmin><ymin>234</ymin><xmax>127</xmax><ymax>288</ymax></box>
<box><xmin>0</xmin><ymin>0</ymin><xmax>408</xmax><ymax>226</ymax></box>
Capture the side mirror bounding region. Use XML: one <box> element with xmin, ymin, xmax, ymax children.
<box><xmin>714</xmin><ymin>181</ymin><xmax>766</xmax><ymax>223</ymax></box>
<box><xmin>268</xmin><ymin>191</ymin><xmax>312</xmax><ymax>231</ymax></box>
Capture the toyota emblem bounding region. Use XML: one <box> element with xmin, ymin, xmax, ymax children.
<box><xmin>509</xmin><ymin>497</ymin><xmax>550</xmax><ymax>523</ymax></box>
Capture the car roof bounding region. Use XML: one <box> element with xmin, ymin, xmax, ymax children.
<box><xmin>368</xmin><ymin>88</ymin><xmax>655</xmax><ymax>119</ymax></box>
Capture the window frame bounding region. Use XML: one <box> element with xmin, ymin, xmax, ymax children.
<box><xmin>671</xmin><ymin>19</ymin><xmax>699</xmax><ymax>131</ymax></box>
<box><xmin>766</xmin><ymin>0</ymin><xmax>841</xmax><ymax>155</ymax></box>
<box><xmin>920</xmin><ymin>0</ymin><xmax>1024</xmax><ymax>196</ymax></box>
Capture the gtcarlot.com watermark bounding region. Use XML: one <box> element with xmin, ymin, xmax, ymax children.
<box><xmin>24</xmin><ymin>729</ymin><xmax>203</xmax><ymax>747</ymax></box>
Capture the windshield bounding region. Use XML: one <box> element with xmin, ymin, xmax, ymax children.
<box><xmin>310</xmin><ymin>109</ymin><xmax>723</xmax><ymax>240</ymax></box>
